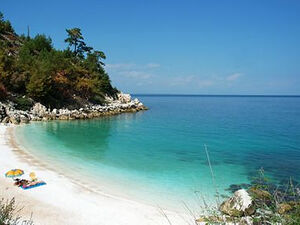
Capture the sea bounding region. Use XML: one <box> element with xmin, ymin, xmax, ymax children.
<box><xmin>13</xmin><ymin>95</ymin><xmax>300</xmax><ymax>212</ymax></box>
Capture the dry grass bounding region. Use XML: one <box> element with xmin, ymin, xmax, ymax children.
<box><xmin>0</xmin><ymin>197</ymin><xmax>34</xmax><ymax>225</ymax></box>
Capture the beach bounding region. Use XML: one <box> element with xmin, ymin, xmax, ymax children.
<box><xmin>1</xmin><ymin>96</ymin><xmax>300</xmax><ymax>225</ymax></box>
<box><xmin>0</xmin><ymin>124</ymin><xmax>190</xmax><ymax>225</ymax></box>
<box><xmin>1</xmin><ymin>2</ymin><xmax>300</xmax><ymax>223</ymax></box>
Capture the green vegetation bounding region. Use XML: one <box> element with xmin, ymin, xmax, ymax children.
<box><xmin>224</xmin><ymin>169</ymin><xmax>300</xmax><ymax>225</ymax></box>
<box><xmin>163</xmin><ymin>168</ymin><xmax>300</xmax><ymax>224</ymax></box>
<box><xmin>14</xmin><ymin>96</ymin><xmax>34</xmax><ymax>111</ymax></box>
<box><xmin>249</xmin><ymin>171</ymin><xmax>300</xmax><ymax>225</ymax></box>
<box><xmin>0</xmin><ymin>197</ymin><xmax>33</xmax><ymax>225</ymax></box>
<box><xmin>0</xmin><ymin>12</ymin><xmax>118</xmax><ymax>108</ymax></box>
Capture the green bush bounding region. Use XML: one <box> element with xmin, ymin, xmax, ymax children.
<box><xmin>0</xmin><ymin>82</ymin><xmax>7</xmax><ymax>100</ymax></box>
<box><xmin>0</xmin><ymin>197</ymin><xmax>33</xmax><ymax>225</ymax></box>
<box><xmin>0</xmin><ymin>12</ymin><xmax>118</xmax><ymax>108</ymax></box>
<box><xmin>14</xmin><ymin>97</ymin><xmax>33</xmax><ymax>111</ymax></box>
<box><xmin>284</xmin><ymin>203</ymin><xmax>300</xmax><ymax>225</ymax></box>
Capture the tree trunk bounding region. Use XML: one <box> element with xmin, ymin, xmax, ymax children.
<box><xmin>74</xmin><ymin>41</ymin><xmax>77</xmax><ymax>55</ymax></box>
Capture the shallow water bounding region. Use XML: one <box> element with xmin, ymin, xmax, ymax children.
<box><xmin>14</xmin><ymin>95</ymin><xmax>300</xmax><ymax>211</ymax></box>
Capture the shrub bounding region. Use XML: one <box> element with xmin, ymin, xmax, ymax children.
<box><xmin>0</xmin><ymin>197</ymin><xmax>33</xmax><ymax>225</ymax></box>
<box><xmin>0</xmin><ymin>82</ymin><xmax>7</xmax><ymax>100</ymax></box>
<box><xmin>0</xmin><ymin>12</ymin><xmax>118</xmax><ymax>108</ymax></box>
<box><xmin>14</xmin><ymin>96</ymin><xmax>34</xmax><ymax>111</ymax></box>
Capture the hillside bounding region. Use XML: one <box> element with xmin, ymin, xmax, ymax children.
<box><xmin>0</xmin><ymin>12</ymin><xmax>118</xmax><ymax>109</ymax></box>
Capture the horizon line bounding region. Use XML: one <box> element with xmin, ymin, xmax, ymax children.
<box><xmin>131</xmin><ymin>94</ymin><xmax>300</xmax><ymax>97</ymax></box>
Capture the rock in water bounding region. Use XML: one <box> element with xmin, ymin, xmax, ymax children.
<box><xmin>9</xmin><ymin>114</ymin><xmax>20</xmax><ymax>124</ymax></box>
<box><xmin>1</xmin><ymin>92</ymin><xmax>147</xmax><ymax>124</ymax></box>
<box><xmin>220</xmin><ymin>189</ymin><xmax>255</xmax><ymax>217</ymax></box>
<box><xmin>20</xmin><ymin>115</ymin><xmax>29</xmax><ymax>123</ymax></box>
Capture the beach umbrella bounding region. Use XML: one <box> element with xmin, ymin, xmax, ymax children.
<box><xmin>5</xmin><ymin>169</ymin><xmax>24</xmax><ymax>178</ymax></box>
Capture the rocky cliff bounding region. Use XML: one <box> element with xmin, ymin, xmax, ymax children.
<box><xmin>0</xmin><ymin>93</ymin><xmax>147</xmax><ymax>125</ymax></box>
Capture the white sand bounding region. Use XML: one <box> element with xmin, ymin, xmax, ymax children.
<box><xmin>0</xmin><ymin>125</ymin><xmax>193</xmax><ymax>225</ymax></box>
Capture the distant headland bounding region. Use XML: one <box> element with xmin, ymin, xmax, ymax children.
<box><xmin>0</xmin><ymin>12</ymin><xmax>147</xmax><ymax>124</ymax></box>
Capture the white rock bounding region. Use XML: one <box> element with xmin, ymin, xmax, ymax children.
<box><xmin>219</xmin><ymin>189</ymin><xmax>255</xmax><ymax>216</ymax></box>
<box><xmin>31</xmin><ymin>103</ymin><xmax>47</xmax><ymax>117</ymax></box>
<box><xmin>117</xmin><ymin>92</ymin><xmax>132</xmax><ymax>103</ymax></box>
<box><xmin>133</xmin><ymin>98</ymin><xmax>140</xmax><ymax>104</ymax></box>
<box><xmin>104</xmin><ymin>95</ymin><xmax>114</xmax><ymax>103</ymax></box>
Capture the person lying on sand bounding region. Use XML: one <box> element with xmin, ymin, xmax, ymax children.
<box><xmin>21</xmin><ymin>180</ymin><xmax>46</xmax><ymax>190</ymax></box>
<box><xmin>14</xmin><ymin>179</ymin><xmax>30</xmax><ymax>187</ymax></box>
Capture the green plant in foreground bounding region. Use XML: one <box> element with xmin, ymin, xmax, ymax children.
<box><xmin>0</xmin><ymin>198</ymin><xmax>33</xmax><ymax>225</ymax></box>
<box><xmin>285</xmin><ymin>204</ymin><xmax>300</xmax><ymax>225</ymax></box>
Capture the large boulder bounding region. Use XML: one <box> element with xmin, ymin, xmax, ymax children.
<box><xmin>31</xmin><ymin>103</ymin><xmax>47</xmax><ymax>117</ymax></box>
<box><xmin>52</xmin><ymin>108</ymin><xmax>58</xmax><ymax>115</ymax></box>
<box><xmin>2</xmin><ymin>116</ymin><xmax>10</xmax><ymax>123</ymax></box>
<box><xmin>9</xmin><ymin>114</ymin><xmax>20</xmax><ymax>124</ymax></box>
<box><xmin>59</xmin><ymin>114</ymin><xmax>69</xmax><ymax>120</ymax></box>
<box><xmin>20</xmin><ymin>115</ymin><xmax>30</xmax><ymax>123</ymax></box>
<box><xmin>220</xmin><ymin>189</ymin><xmax>255</xmax><ymax>217</ymax></box>
<box><xmin>117</xmin><ymin>92</ymin><xmax>131</xmax><ymax>103</ymax></box>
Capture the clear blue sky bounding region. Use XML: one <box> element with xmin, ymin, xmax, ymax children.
<box><xmin>2</xmin><ymin>0</ymin><xmax>300</xmax><ymax>94</ymax></box>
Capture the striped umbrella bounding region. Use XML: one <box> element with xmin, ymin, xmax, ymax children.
<box><xmin>5</xmin><ymin>169</ymin><xmax>24</xmax><ymax>178</ymax></box>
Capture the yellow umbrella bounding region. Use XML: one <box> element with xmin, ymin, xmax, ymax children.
<box><xmin>5</xmin><ymin>169</ymin><xmax>24</xmax><ymax>178</ymax></box>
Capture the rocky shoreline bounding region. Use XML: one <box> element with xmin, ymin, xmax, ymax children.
<box><xmin>0</xmin><ymin>93</ymin><xmax>147</xmax><ymax>125</ymax></box>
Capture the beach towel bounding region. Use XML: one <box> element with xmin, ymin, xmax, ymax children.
<box><xmin>21</xmin><ymin>181</ymin><xmax>46</xmax><ymax>190</ymax></box>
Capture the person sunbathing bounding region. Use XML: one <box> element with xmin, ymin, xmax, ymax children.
<box><xmin>21</xmin><ymin>180</ymin><xmax>46</xmax><ymax>189</ymax></box>
<box><xmin>13</xmin><ymin>178</ymin><xmax>21</xmax><ymax>186</ymax></box>
<box><xmin>13</xmin><ymin>178</ymin><xmax>20</xmax><ymax>183</ymax></box>
<box><xmin>14</xmin><ymin>179</ymin><xmax>29</xmax><ymax>187</ymax></box>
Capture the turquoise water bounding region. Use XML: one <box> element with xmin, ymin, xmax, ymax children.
<box><xmin>14</xmin><ymin>95</ymin><xmax>300</xmax><ymax>211</ymax></box>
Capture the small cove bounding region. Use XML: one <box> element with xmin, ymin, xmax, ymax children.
<box><xmin>13</xmin><ymin>95</ymin><xmax>300</xmax><ymax>211</ymax></box>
